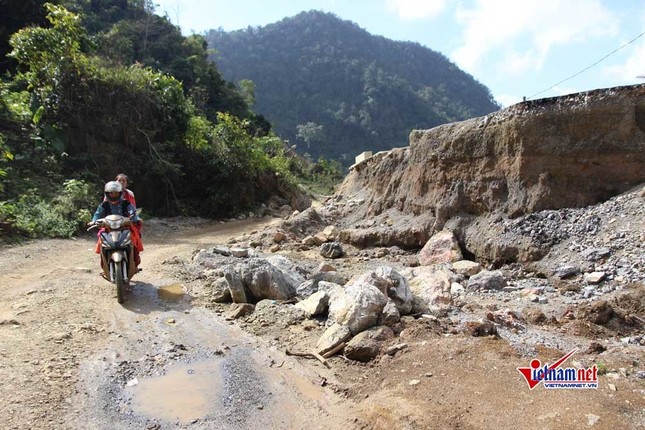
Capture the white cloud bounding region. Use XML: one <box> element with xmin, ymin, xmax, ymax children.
<box><xmin>602</xmin><ymin>40</ymin><xmax>645</xmax><ymax>85</ymax></box>
<box><xmin>452</xmin><ymin>0</ymin><xmax>619</xmax><ymax>75</ymax></box>
<box><xmin>387</xmin><ymin>0</ymin><xmax>447</xmax><ymax>20</ymax></box>
<box><xmin>601</xmin><ymin>13</ymin><xmax>645</xmax><ymax>86</ymax></box>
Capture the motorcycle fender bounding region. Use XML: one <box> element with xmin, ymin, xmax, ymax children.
<box><xmin>111</xmin><ymin>251</ymin><xmax>125</xmax><ymax>263</ymax></box>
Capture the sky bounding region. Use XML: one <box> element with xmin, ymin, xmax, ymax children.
<box><xmin>154</xmin><ymin>0</ymin><xmax>645</xmax><ymax>107</ymax></box>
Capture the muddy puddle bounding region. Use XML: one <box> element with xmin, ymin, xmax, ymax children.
<box><xmin>157</xmin><ymin>283</ymin><xmax>185</xmax><ymax>301</ymax></box>
<box><xmin>127</xmin><ymin>360</ymin><xmax>223</xmax><ymax>424</ymax></box>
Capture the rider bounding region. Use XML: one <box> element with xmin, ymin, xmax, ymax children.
<box><xmin>113</xmin><ymin>173</ymin><xmax>142</xmax><ymax>235</ymax></box>
<box><xmin>91</xmin><ymin>181</ymin><xmax>143</xmax><ymax>266</ymax></box>
<box><xmin>115</xmin><ymin>173</ymin><xmax>136</xmax><ymax>207</ymax></box>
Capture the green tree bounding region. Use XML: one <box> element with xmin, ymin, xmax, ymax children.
<box><xmin>238</xmin><ymin>79</ymin><xmax>256</xmax><ymax>108</ymax></box>
<box><xmin>296</xmin><ymin>121</ymin><xmax>325</xmax><ymax>150</ymax></box>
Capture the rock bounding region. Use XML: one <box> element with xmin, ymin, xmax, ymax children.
<box><xmin>320</xmin><ymin>242</ymin><xmax>344</xmax><ymax>259</ymax></box>
<box><xmin>553</xmin><ymin>265</ymin><xmax>580</xmax><ymax>279</ymax></box>
<box><xmin>273</xmin><ymin>231</ymin><xmax>287</xmax><ymax>243</ymax></box>
<box><xmin>450</xmin><ymin>282</ymin><xmax>464</xmax><ymax>295</ymax></box>
<box><xmin>312</xmin><ymin>271</ymin><xmax>349</xmax><ymax>286</ymax></box>
<box><xmin>328</xmin><ymin>280</ymin><xmax>388</xmax><ymax>335</ymax></box>
<box><xmin>208</xmin><ymin>277</ymin><xmax>232</xmax><ymax>303</ymax></box>
<box><xmin>451</xmin><ymin>260</ymin><xmax>481</xmax><ymax>277</ymax></box>
<box><xmin>586</xmin><ymin>342</ymin><xmax>606</xmax><ymax>354</ymax></box>
<box><xmin>379</xmin><ymin>300</ymin><xmax>401</xmax><ymax>326</ymax></box>
<box><xmin>296</xmin><ymin>277</ymin><xmax>344</xmax><ymax>299</ymax></box>
<box><xmin>294</xmin><ymin>291</ymin><xmax>330</xmax><ymax>317</ymax></box>
<box><xmin>580</xmin><ymin>247</ymin><xmax>610</xmax><ymax>261</ymax></box>
<box><xmin>385</xmin><ymin>343</ymin><xmax>408</xmax><ymax>356</ymax></box>
<box><xmin>224</xmin><ymin>271</ymin><xmax>248</xmax><ymax>303</ymax></box>
<box><xmin>212</xmin><ymin>246</ymin><xmax>231</xmax><ymax>256</ymax></box>
<box><xmin>50</xmin><ymin>332</ymin><xmax>72</xmax><ymax>342</ymax></box>
<box><xmin>316</xmin><ymin>263</ymin><xmax>336</xmax><ymax>273</ymax></box>
<box><xmin>316</xmin><ymin>323</ymin><xmax>352</xmax><ymax>355</ymax></box>
<box><xmin>354</xmin><ymin>267</ymin><xmax>413</xmax><ymax>314</ymax></box>
<box><xmin>584</xmin><ymin>272</ymin><xmax>606</xmax><ymax>284</ymax></box>
<box><xmin>522</xmin><ymin>307</ymin><xmax>547</xmax><ymax>325</ymax></box>
<box><xmin>296</xmin><ymin>280</ymin><xmax>318</xmax><ymax>298</ymax></box>
<box><xmin>344</xmin><ymin>326</ymin><xmax>394</xmax><ymax>362</ymax></box>
<box><xmin>419</xmin><ymin>230</ymin><xmax>463</xmax><ymax>265</ymax></box>
<box><xmin>230</xmin><ymin>248</ymin><xmax>248</xmax><ymax>258</ymax></box>
<box><xmin>313</xmin><ymin>233</ymin><xmax>328</xmax><ymax>246</ymax></box>
<box><xmin>466</xmin><ymin>270</ymin><xmax>506</xmax><ymax>291</ymax></box>
<box><xmin>587</xmin><ymin>414</ymin><xmax>600</xmax><ymax>426</ymax></box>
<box><xmin>322</xmin><ymin>225</ymin><xmax>340</xmax><ymax>240</ymax></box>
<box><xmin>317</xmin><ymin>281</ymin><xmax>343</xmax><ymax>297</ymax></box>
<box><xmin>302</xmin><ymin>235</ymin><xmax>316</xmax><ymax>246</ymax></box>
<box><xmin>465</xmin><ymin>320</ymin><xmax>497</xmax><ymax>337</ymax></box>
<box><xmin>225</xmin><ymin>303</ymin><xmax>255</xmax><ymax>319</ymax></box>
<box><xmin>407</xmin><ymin>267</ymin><xmax>453</xmax><ymax>314</ymax></box>
<box><xmin>234</xmin><ymin>258</ymin><xmax>302</xmax><ymax>301</ymax></box>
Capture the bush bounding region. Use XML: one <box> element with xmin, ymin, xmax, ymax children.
<box><xmin>0</xmin><ymin>179</ymin><xmax>96</xmax><ymax>239</ymax></box>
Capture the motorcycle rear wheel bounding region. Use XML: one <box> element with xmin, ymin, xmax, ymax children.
<box><xmin>115</xmin><ymin>262</ymin><xmax>125</xmax><ymax>304</ymax></box>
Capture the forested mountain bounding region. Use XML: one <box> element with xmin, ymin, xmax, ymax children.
<box><xmin>206</xmin><ymin>11</ymin><xmax>500</xmax><ymax>164</ymax></box>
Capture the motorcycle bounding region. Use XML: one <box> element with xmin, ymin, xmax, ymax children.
<box><xmin>88</xmin><ymin>214</ymin><xmax>139</xmax><ymax>303</ymax></box>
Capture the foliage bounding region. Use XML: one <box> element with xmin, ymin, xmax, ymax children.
<box><xmin>206</xmin><ymin>11</ymin><xmax>500</xmax><ymax>164</ymax></box>
<box><xmin>0</xmin><ymin>179</ymin><xmax>95</xmax><ymax>238</ymax></box>
<box><xmin>0</xmin><ymin>2</ymin><xmax>331</xmax><ymax>239</ymax></box>
<box><xmin>9</xmin><ymin>3</ymin><xmax>86</xmax><ymax>113</ymax></box>
<box><xmin>289</xmin><ymin>154</ymin><xmax>343</xmax><ymax>196</ymax></box>
<box><xmin>0</xmin><ymin>0</ymin><xmax>49</xmax><ymax>75</ymax></box>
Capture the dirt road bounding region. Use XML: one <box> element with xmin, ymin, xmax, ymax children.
<box><xmin>1</xmin><ymin>217</ymin><xmax>644</xmax><ymax>430</ymax></box>
<box><xmin>0</xmin><ymin>218</ymin><xmax>355</xmax><ymax>429</ymax></box>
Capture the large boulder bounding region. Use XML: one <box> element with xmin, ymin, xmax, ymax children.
<box><xmin>226</xmin><ymin>257</ymin><xmax>303</xmax><ymax>302</ymax></box>
<box><xmin>466</xmin><ymin>270</ymin><xmax>506</xmax><ymax>291</ymax></box>
<box><xmin>328</xmin><ymin>281</ymin><xmax>388</xmax><ymax>335</ymax></box>
<box><xmin>419</xmin><ymin>230</ymin><xmax>463</xmax><ymax>265</ymax></box>
<box><xmin>353</xmin><ymin>267</ymin><xmax>413</xmax><ymax>314</ymax></box>
<box><xmin>405</xmin><ymin>267</ymin><xmax>453</xmax><ymax>314</ymax></box>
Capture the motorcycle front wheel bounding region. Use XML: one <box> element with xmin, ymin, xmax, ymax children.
<box><xmin>115</xmin><ymin>261</ymin><xmax>125</xmax><ymax>304</ymax></box>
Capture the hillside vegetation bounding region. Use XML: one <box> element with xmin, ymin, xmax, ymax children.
<box><xmin>0</xmin><ymin>1</ymin><xmax>339</xmax><ymax>240</ymax></box>
<box><xmin>207</xmin><ymin>11</ymin><xmax>500</xmax><ymax>164</ymax></box>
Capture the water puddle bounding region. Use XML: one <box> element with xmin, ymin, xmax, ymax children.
<box><xmin>128</xmin><ymin>360</ymin><xmax>223</xmax><ymax>424</ymax></box>
<box><xmin>157</xmin><ymin>283</ymin><xmax>185</xmax><ymax>301</ymax></box>
<box><xmin>288</xmin><ymin>373</ymin><xmax>324</xmax><ymax>402</ymax></box>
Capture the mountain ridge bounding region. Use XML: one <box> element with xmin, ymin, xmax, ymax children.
<box><xmin>206</xmin><ymin>10</ymin><xmax>500</xmax><ymax>164</ymax></box>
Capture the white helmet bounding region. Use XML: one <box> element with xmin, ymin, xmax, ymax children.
<box><xmin>104</xmin><ymin>181</ymin><xmax>122</xmax><ymax>203</ymax></box>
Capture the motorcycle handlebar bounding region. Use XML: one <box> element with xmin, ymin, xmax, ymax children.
<box><xmin>87</xmin><ymin>217</ymin><xmax>134</xmax><ymax>231</ymax></box>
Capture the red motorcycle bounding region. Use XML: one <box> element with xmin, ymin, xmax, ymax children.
<box><xmin>88</xmin><ymin>214</ymin><xmax>139</xmax><ymax>303</ymax></box>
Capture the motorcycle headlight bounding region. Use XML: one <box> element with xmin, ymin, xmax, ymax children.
<box><xmin>107</xmin><ymin>219</ymin><xmax>122</xmax><ymax>230</ymax></box>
